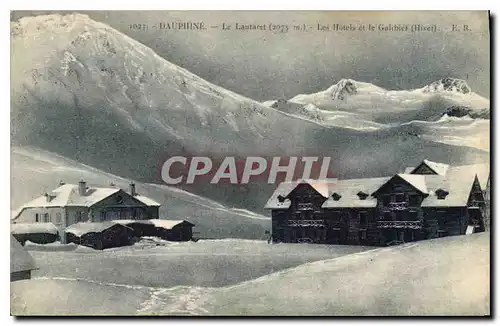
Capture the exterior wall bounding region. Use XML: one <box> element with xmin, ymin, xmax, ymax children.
<box><xmin>14</xmin><ymin>207</ymin><xmax>66</xmax><ymax>226</ymax></box>
<box><xmin>421</xmin><ymin>207</ymin><xmax>468</xmax><ymax>239</ymax></box>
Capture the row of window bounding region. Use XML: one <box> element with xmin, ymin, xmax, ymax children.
<box><xmin>35</xmin><ymin>212</ymin><xmax>62</xmax><ymax>224</ymax></box>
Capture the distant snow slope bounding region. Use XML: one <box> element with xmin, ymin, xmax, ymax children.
<box><xmin>263</xmin><ymin>78</ymin><xmax>490</xmax><ymax>151</ymax></box>
<box><xmin>11</xmin><ymin>14</ymin><xmax>489</xmax><ymax>211</ymax></box>
<box><xmin>11</xmin><ymin>146</ymin><xmax>270</xmax><ymax>239</ymax></box>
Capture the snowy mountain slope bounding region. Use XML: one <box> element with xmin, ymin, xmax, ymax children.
<box><xmin>10</xmin><ymin>14</ymin><xmax>489</xmax><ymax>211</ymax></box>
<box><xmin>264</xmin><ymin>78</ymin><xmax>490</xmax><ymax>151</ymax></box>
<box><xmin>11</xmin><ymin>14</ymin><xmax>321</xmax><ymax>176</ymax></box>
<box><xmin>11</xmin><ymin>146</ymin><xmax>270</xmax><ymax>239</ymax></box>
<box><xmin>288</xmin><ymin>78</ymin><xmax>489</xmax><ymax>124</ymax></box>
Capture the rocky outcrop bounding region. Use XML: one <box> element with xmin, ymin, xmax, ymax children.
<box><xmin>329</xmin><ymin>79</ymin><xmax>358</xmax><ymax>100</ymax></box>
<box><xmin>443</xmin><ymin>106</ymin><xmax>490</xmax><ymax>119</ymax></box>
<box><xmin>422</xmin><ymin>78</ymin><xmax>471</xmax><ymax>94</ymax></box>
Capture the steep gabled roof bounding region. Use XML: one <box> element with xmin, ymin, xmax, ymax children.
<box><xmin>372</xmin><ymin>174</ymin><xmax>428</xmax><ymax>196</ymax></box>
<box><xmin>420</xmin><ymin>159</ymin><xmax>450</xmax><ymax>176</ymax></box>
<box><xmin>134</xmin><ymin>195</ymin><xmax>161</xmax><ymax>207</ymax></box>
<box><xmin>264</xmin><ymin>179</ymin><xmax>337</xmax><ymax>209</ymax></box>
<box><xmin>11</xmin><ymin>235</ymin><xmax>37</xmax><ymax>273</ymax></box>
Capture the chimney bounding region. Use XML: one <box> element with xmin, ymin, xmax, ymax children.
<box><xmin>78</xmin><ymin>180</ymin><xmax>86</xmax><ymax>196</ymax></box>
<box><xmin>129</xmin><ymin>182</ymin><xmax>137</xmax><ymax>196</ymax></box>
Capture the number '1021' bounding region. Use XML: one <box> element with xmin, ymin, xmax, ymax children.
<box><xmin>130</xmin><ymin>24</ymin><xmax>148</xmax><ymax>31</ymax></box>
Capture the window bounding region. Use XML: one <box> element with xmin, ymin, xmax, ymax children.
<box><xmin>382</xmin><ymin>195</ymin><xmax>390</xmax><ymax>206</ymax></box>
<box><xmin>43</xmin><ymin>213</ymin><xmax>50</xmax><ymax>222</ymax></box>
<box><xmin>35</xmin><ymin>213</ymin><xmax>39</xmax><ymax>222</ymax></box>
<box><xmin>100</xmin><ymin>211</ymin><xmax>106</xmax><ymax>222</ymax></box>
<box><xmin>394</xmin><ymin>193</ymin><xmax>406</xmax><ymax>203</ymax></box>
<box><xmin>382</xmin><ymin>213</ymin><xmax>393</xmax><ymax>221</ymax></box>
<box><xmin>55</xmin><ymin>212</ymin><xmax>62</xmax><ymax>224</ymax></box>
<box><xmin>359</xmin><ymin>230</ymin><xmax>367</xmax><ymax>240</ymax></box>
<box><xmin>436</xmin><ymin>189</ymin><xmax>449</xmax><ymax>200</ymax></box>
<box><xmin>357</xmin><ymin>191</ymin><xmax>369</xmax><ymax>200</ymax></box>
<box><xmin>409</xmin><ymin>195</ymin><xmax>420</xmax><ymax>206</ymax></box>
<box><xmin>298</xmin><ymin>203</ymin><xmax>313</xmax><ymax>210</ymax></box>
<box><xmin>332</xmin><ymin>193</ymin><xmax>342</xmax><ymax>201</ymax></box>
<box><xmin>359</xmin><ymin>212</ymin><xmax>368</xmax><ymax>228</ymax></box>
<box><xmin>409</xmin><ymin>211</ymin><xmax>419</xmax><ymax>221</ymax></box>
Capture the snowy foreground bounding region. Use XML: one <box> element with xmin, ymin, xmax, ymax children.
<box><xmin>11</xmin><ymin>234</ymin><xmax>489</xmax><ymax>316</ymax></box>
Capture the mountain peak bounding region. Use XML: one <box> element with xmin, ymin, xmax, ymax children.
<box><xmin>327</xmin><ymin>78</ymin><xmax>358</xmax><ymax>100</ymax></box>
<box><xmin>421</xmin><ymin>78</ymin><xmax>471</xmax><ymax>94</ymax></box>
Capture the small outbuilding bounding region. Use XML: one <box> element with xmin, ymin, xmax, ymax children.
<box><xmin>11</xmin><ymin>235</ymin><xmax>37</xmax><ymax>282</ymax></box>
<box><xmin>65</xmin><ymin>222</ymin><xmax>135</xmax><ymax>250</ymax></box>
<box><xmin>115</xmin><ymin>219</ymin><xmax>195</xmax><ymax>241</ymax></box>
<box><xmin>11</xmin><ymin>223</ymin><xmax>59</xmax><ymax>245</ymax></box>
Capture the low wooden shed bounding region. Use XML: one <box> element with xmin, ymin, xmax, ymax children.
<box><xmin>65</xmin><ymin>222</ymin><xmax>135</xmax><ymax>250</ymax></box>
<box><xmin>114</xmin><ymin>219</ymin><xmax>195</xmax><ymax>241</ymax></box>
<box><xmin>11</xmin><ymin>223</ymin><xmax>59</xmax><ymax>245</ymax></box>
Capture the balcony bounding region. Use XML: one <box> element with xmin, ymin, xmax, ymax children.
<box><xmin>381</xmin><ymin>202</ymin><xmax>409</xmax><ymax>211</ymax></box>
<box><xmin>468</xmin><ymin>200</ymin><xmax>484</xmax><ymax>208</ymax></box>
<box><xmin>377</xmin><ymin>220</ymin><xmax>422</xmax><ymax>229</ymax></box>
<box><xmin>287</xmin><ymin>219</ymin><xmax>325</xmax><ymax>227</ymax></box>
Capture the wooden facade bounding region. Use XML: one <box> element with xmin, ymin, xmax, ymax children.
<box><xmin>124</xmin><ymin>221</ymin><xmax>195</xmax><ymax>241</ymax></box>
<box><xmin>268</xmin><ymin>161</ymin><xmax>489</xmax><ymax>246</ymax></box>
<box><xmin>66</xmin><ymin>224</ymin><xmax>136</xmax><ymax>250</ymax></box>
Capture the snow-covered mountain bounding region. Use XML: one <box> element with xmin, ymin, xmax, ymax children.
<box><xmin>11</xmin><ymin>14</ymin><xmax>489</xmax><ymax>212</ymax></box>
<box><xmin>263</xmin><ymin>78</ymin><xmax>490</xmax><ymax>151</ymax></box>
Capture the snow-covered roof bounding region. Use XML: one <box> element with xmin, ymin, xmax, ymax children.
<box><xmin>11</xmin><ymin>223</ymin><xmax>59</xmax><ymax>235</ymax></box>
<box><xmin>266</xmin><ymin>160</ymin><xmax>490</xmax><ymax>209</ymax></box>
<box><xmin>134</xmin><ymin>195</ymin><xmax>161</xmax><ymax>206</ymax></box>
<box><xmin>420</xmin><ymin>165</ymin><xmax>488</xmax><ymax>207</ymax></box>
<box><xmin>264</xmin><ymin>179</ymin><xmax>337</xmax><ymax>209</ymax></box>
<box><xmin>113</xmin><ymin>219</ymin><xmax>194</xmax><ymax>229</ymax></box>
<box><xmin>396</xmin><ymin>174</ymin><xmax>429</xmax><ymax>194</ymax></box>
<box><xmin>322</xmin><ymin>177</ymin><xmax>390</xmax><ymax>208</ymax></box>
<box><xmin>12</xmin><ymin>183</ymin><xmax>161</xmax><ymax>220</ymax></box>
<box><xmin>420</xmin><ymin>160</ymin><xmax>450</xmax><ymax>176</ymax></box>
<box><xmin>65</xmin><ymin>222</ymin><xmax>132</xmax><ymax>237</ymax></box>
<box><xmin>11</xmin><ymin>235</ymin><xmax>37</xmax><ymax>273</ymax></box>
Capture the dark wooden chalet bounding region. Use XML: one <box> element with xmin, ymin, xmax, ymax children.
<box><xmin>115</xmin><ymin>219</ymin><xmax>195</xmax><ymax>241</ymax></box>
<box><xmin>265</xmin><ymin>160</ymin><xmax>490</xmax><ymax>246</ymax></box>
<box><xmin>65</xmin><ymin>222</ymin><xmax>136</xmax><ymax>250</ymax></box>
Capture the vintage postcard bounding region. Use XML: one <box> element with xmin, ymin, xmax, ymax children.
<box><xmin>10</xmin><ymin>10</ymin><xmax>490</xmax><ymax>316</ymax></box>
